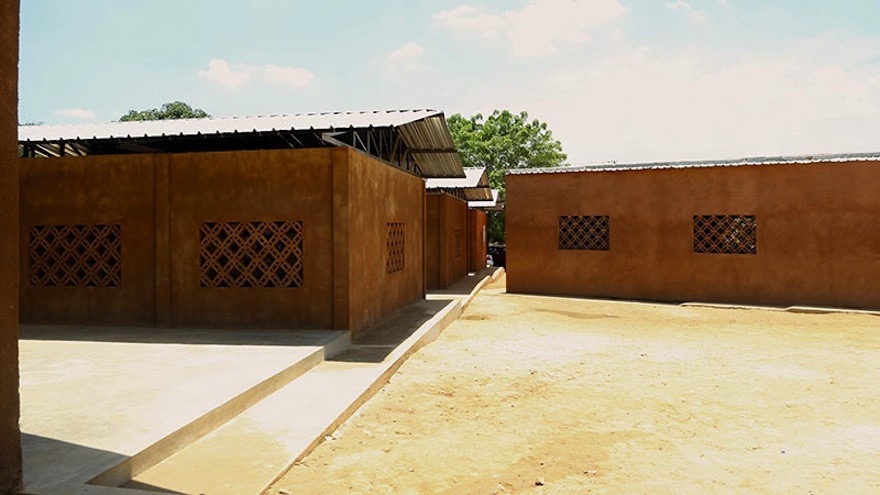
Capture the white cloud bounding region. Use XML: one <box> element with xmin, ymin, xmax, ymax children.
<box><xmin>197</xmin><ymin>59</ymin><xmax>251</xmax><ymax>89</ymax></box>
<box><xmin>506</xmin><ymin>0</ymin><xmax>627</xmax><ymax>56</ymax></box>
<box><xmin>387</xmin><ymin>42</ymin><xmax>425</xmax><ymax>63</ymax></box>
<box><xmin>666</xmin><ymin>0</ymin><xmax>708</xmax><ymax>23</ymax></box>
<box><xmin>53</xmin><ymin>108</ymin><xmax>95</xmax><ymax>120</ymax></box>
<box><xmin>433</xmin><ymin>5</ymin><xmax>505</xmax><ymax>38</ymax></box>
<box><xmin>198</xmin><ymin>59</ymin><xmax>315</xmax><ymax>90</ymax></box>
<box><xmin>383</xmin><ymin>42</ymin><xmax>427</xmax><ymax>71</ymax></box>
<box><xmin>460</xmin><ymin>35</ymin><xmax>880</xmax><ymax>163</ymax></box>
<box><xmin>435</xmin><ymin>0</ymin><xmax>626</xmax><ymax>56</ymax></box>
<box><xmin>264</xmin><ymin>64</ymin><xmax>314</xmax><ymax>88</ymax></box>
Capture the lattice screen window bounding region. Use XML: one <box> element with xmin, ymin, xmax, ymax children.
<box><xmin>199</xmin><ymin>221</ymin><xmax>304</xmax><ymax>288</ymax></box>
<box><xmin>386</xmin><ymin>222</ymin><xmax>405</xmax><ymax>275</ymax></box>
<box><xmin>693</xmin><ymin>215</ymin><xmax>757</xmax><ymax>255</ymax></box>
<box><xmin>558</xmin><ymin>215</ymin><xmax>610</xmax><ymax>251</ymax></box>
<box><xmin>29</xmin><ymin>224</ymin><xmax>122</xmax><ymax>287</ymax></box>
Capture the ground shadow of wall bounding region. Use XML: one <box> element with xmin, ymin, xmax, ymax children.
<box><xmin>329</xmin><ymin>299</ymin><xmax>454</xmax><ymax>363</ymax></box>
<box><xmin>21</xmin><ymin>434</ymin><xmax>184</xmax><ymax>494</ymax></box>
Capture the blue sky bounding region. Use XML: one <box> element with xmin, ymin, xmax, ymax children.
<box><xmin>20</xmin><ymin>0</ymin><xmax>880</xmax><ymax>163</ymax></box>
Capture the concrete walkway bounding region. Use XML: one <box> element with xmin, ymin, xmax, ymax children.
<box><xmin>21</xmin><ymin>268</ymin><xmax>503</xmax><ymax>495</ymax></box>
<box><xmin>427</xmin><ymin>268</ymin><xmax>502</xmax><ymax>310</ymax></box>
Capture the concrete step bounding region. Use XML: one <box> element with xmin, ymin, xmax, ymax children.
<box><xmin>95</xmin><ymin>332</ymin><xmax>351</xmax><ymax>488</ymax></box>
<box><xmin>126</xmin><ymin>299</ymin><xmax>463</xmax><ymax>495</ymax></box>
<box><xmin>427</xmin><ymin>267</ymin><xmax>504</xmax><ymax>310</ymax></box>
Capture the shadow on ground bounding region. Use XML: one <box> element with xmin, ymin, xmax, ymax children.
<box><xmin>21</xmin><ymin>434</ymin><xmax>185</xmax><ymax>494</ymax></box>
<box><xmin>20</xmin><ymin>325</ymin><xmax>344</xmax><ymax>347</ymax></box>
<box><xmin>331</xmin><ymin>299</ymin><xmax>455</xmax><ymax>364</ymax></box>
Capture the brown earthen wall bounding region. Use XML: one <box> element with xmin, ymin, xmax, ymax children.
<box><xmin>441</xmin><ymin>194</ymin><xmax>469</xmax><ymax>288</ymax></box>
<box><xmin>169</xmin><ymin>149</ymin><xmax>334</xmax><ymax>328</ymax></box>
<box><xmin>20</xmin><ymin>149</ymin><xmax>336</xmax><ymax>329</ymax></box>
<box><xmin>343</xmin><ymin>150</ymin><xmax>425</xmax><ymax>338</ymax></box>
<box><xmin>20</xmin><ymin>147</ymin><xmax>425</xmax><ymax>332</ymax></box>
<box><xmin>507</xmin><ymin>161</ymin><xmax>880</xmax><ymax>309</ymax></box>
<box><xmin>0</xmin><ymin>1</ymin><xmax>21</xmax><ymax>492</ymax></box>
<box><xmin>425</xmin><ymin>193</ymin><xmax>468</xmax><ymax>289</ymax></box>
<box><xmin>20</xmin><ymin>155</ymin><xmax>158</xmax><ymax>326</ymax></box>
<box><xmin>467</xmin><ymin>209</ymin><xmax>488</xmax><ymax>272</ymax></box>
<box><xmin>425</xmin><ymin>195</ymin><xmax>440</xmax><ymax>290</ymax></box>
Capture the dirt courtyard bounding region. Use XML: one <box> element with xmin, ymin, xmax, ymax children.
<box><xmin>268</xmin><ymin>276</ymin><xmax>880</xmax><ymax>494</ymax></box>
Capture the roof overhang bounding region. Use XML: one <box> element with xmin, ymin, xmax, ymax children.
<box><xmin>19</xmin><ymin>109</ymin><xmax>467</xmax><ymax>178</ymax></box>
<box><xmin>468</xmin><ymin>189</ymin><xmax>503</xmax><ymax>210</ymax></box>
<box><xmin>397</xmin><ymin>113</ymin><xmax>465</xmax><ymax>178</ymax></box>
<box><xmin>425</xmin><ymin>167</ymin><xmax>492</xmax><ymax>200</ymax></box>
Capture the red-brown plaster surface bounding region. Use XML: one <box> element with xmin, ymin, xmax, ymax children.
<box><xmin>20</xmin><ymin>155</ymin><xmax>158</xmax><ymax>326</ymax></box>
<box><xmin>425</xmin><ymin>193</ymin><xmax>468</xmax><ymax>289</ymax></box>
<box><xmin>343</xmin><ymin>149</ymin><xmax>425</xmax><ymax>338</ymax></box>
<box><xmin>507</xmin><ymin>161</ymin><xmax>880</xmax><ymax>309</ymax></box>
<box><xmin>467</xmin><ymin>209</ymin><xmax>487</xmax><ymax>273</ymax></box>
<box><xmin>169</xmin><ymin>149</ymin><xmax>335</xmax><ymax>329</ymax></box>
<box><xmin>20</xmin><ymin>147</ymin><xmax>425</xmax><ymax>334</ymax></box>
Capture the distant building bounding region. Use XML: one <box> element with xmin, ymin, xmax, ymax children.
<box><xmin>507</xmin><ymin>153</ymin><xmax>880</xmax><ymax>310</ymax></box>
<box><xmin>425</xmin><ymin>168</ymin><xmax>492</xmax><ymax>288</ymax></box>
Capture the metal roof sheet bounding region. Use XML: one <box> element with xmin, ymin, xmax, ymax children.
<box><xmin>426</xmin><ymin>167</ymin><xmax>488</xmax><ymax>189</ymax></box>
<box><xmin>426</xmin><ymin>167</ymin><xmax>492</xmax><ymax>200</ymax></box>
<box><xmin>508</xmin><ymin>152</ymin><xmax>880</xmax><ymax>176</ymax></box>
<box><xmin>19</xmin><ymin>109</ymin><xmax>441</xmax><ymax>141</ymax></box>
<box><xmin>19</xmin><ymin>109</ymin><xmax>467</xmax><ymax>178</ymax></box>
<box><xmin>468</xmin><ymin>189</ymin><xmax>501</xmax><ymax>209</ymax></box>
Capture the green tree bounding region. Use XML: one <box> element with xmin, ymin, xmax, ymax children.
<box><xmin>448</xmin><ymin>110</ymin><xmax>567</xmax><ymax>244</ymax></box>
<box><xmin>119</xmin><ymin>101</ymin><xmax>210</xmax><ymax>121</ymax></box>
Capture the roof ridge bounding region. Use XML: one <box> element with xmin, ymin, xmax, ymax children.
<box><xmin>509</xmin><ymin>152</ymin><xmax>880</xmax><ymax>175</ymax></box>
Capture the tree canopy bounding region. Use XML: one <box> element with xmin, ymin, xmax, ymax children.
<box><xmin>119</xmin><ymin>101</ymin><xmax>210</xmax><ymax>121</ymax></box>
<box><xmin>447</xmin><ymin>109</ymin><xmax>567</xmax><ymax>243</ymax></box>
<box><xmin>448</xmin><ymin>110</ymin><xmax>567</xmax><ymax>192</ymax></box>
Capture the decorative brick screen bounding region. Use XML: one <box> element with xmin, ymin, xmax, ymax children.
<box><xmin>199</xmin><ymin>221</ymin><xmax>304</xmax><ymax>288</ymax></box>
<box><xmin>693</xmin><ymin>215</ymin><xmax>757</xmax><ymax>255</ymax></box>
<box><xmin>29</xmin><ymin>224</ymin><xmax>122</xmax><ymax>287</ymax></box>
<box><xmin>558</xmin><ymin>215</ymin><xmax>610</xmax><ymax>251</ymax></box>
<box><xmin>386</xmin><ymin>222</ymin><xmax>405</xmax><ymax>275</ymax></box>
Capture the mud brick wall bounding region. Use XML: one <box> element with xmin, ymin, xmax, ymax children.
<box><xmin>507</xmin><ymin>161</ymin><xmax>880</xmax><ymax>310</ymax></box>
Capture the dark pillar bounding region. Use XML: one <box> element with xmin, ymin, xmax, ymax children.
<box><xmin>0</xmin><ymin>0</ymin><xmax>22</xmax><ymax>493</ymax></box>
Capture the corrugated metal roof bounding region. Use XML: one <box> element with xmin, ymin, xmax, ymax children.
<box><xmin>426</xmin><ymin>167</ymin><xmax>488</xmax><ymax>189</ymax></box>
<box><xmin>468</xmin><ymin>189</ymin><xmax>502</xmax><ymax>210</ymax></box>
<box><xmin>19</xmin><ymin>109</ymin><xmax>440</xmax><ymax>141</ymax></box>
<box><xmin>426</xmin><ymin>167</ymin><xmax>492</xmax><ymax>200</ymax></box>
<box><xmin>19</xmin><ymin>109</ymin><xmax>466</xmax><ymax>178</ymax></box>
<box><xmin>398</xmin><ymin>113</ymin><xmax>465</xmax><ymax>178</ymax></box>
<box><xmin>508</xmin><ymin>152</ymin><xmax>880</xmax><ymax>176</ymax></box>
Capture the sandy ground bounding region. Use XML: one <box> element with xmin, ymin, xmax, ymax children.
<box><xmin>267</xmin><ymin>276</ymin><xmax>880</xmax><ymax>494</ymax></box>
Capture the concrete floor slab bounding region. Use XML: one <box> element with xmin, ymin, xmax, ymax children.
<box><xmin>127</xmin><ymin>298</ymin><xmax>465</xmax><ymax>495</ymax></box>
<box><xmin>19</xmin><ymin>326</ymin><xmax>348</xmax><ymax>492</ymax></box>
<box><xmin>20</xmin><ymin>268</ymin><xmax>505</xmax><ymax>495</ymax></box>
